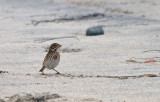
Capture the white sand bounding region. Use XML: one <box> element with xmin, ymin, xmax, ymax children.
<box><xmin>0</xmin><ymin>0</ymin><xmax>160</xmax><ymax>101</ymax></box>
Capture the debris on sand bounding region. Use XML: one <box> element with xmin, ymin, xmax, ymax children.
<box><xmin>144</xmin><ymin>59</ymin><xmax>156</xmax><ymax>63</ymax></box>
<box><xmin>5</xmin><ymin>93</ymin><xmax>101</xmax><ymax>102</ymax></box>
<box><xmin>139</xmin><ymin>74</ymin><xmax>157</xmax><ymax>77</ymax></box>
<box><xmin>0</xmin><ymin>71</ymin><xmax>8</xmax><ymax>74</ymax></box>
<box><xmin>6</xmin><ymin>93</ymin><xmax>61</xmax><ymax>102</ymax></box>
<box><xmin>31</xmin><ymin>13</ymin><xmax>105</xmax><ymax>25</ymax></box>
<box><xmin>125</xmin><ymin>60</ymin><xmax>138</xmax><ymax>63</ymax></box>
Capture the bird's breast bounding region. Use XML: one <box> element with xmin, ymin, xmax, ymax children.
<box><xmin>45</xmin><ymin>56</ymin><xmax>60</xmax><ymax>69</ymax></box>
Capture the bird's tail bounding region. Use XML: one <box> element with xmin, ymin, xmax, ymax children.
<box><xmin>39</xmin><ymin>66</ymin><xmax>45</xmax><ymax>72</ymax></box>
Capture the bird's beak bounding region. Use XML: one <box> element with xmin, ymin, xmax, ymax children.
<box><xmin>57</xmin><ymin>44</ymin><xmax>62</xmax><ymax>48</ymax></box>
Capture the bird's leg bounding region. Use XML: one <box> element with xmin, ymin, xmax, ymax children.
<box><xmin>39</xmin><ymin>66</ymin><xmax>45</xmax><ymax>74</ymax></box>
<box><xmin>53</xmin><ymin>69</ymin><xmax>60</xmax><ymax>74</ymax></box>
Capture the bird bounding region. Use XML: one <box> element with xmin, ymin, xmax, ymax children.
<box><xmin>39</xmin><ymin>43</ymin><xmax>61</xmax><ymax>74</ymax></box>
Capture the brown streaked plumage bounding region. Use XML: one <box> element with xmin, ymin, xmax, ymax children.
<box><xmin>39</xmin><ymin>43</ymin><xmax>61</xmax><ymax>74</ymax></box>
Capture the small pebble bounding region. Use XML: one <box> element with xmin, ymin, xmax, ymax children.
<box><xmin>86</xmin><ymin>26</ymin><xmax>104</xmax><ymax>36</ymax></box>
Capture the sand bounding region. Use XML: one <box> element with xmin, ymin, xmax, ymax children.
<box><xmin>0</xmin><ymin>0</ymin><xmax>160</xmax><ymax>102</ymax></box>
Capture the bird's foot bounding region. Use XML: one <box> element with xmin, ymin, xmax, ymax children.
<box><xmin>56</xmin><ymin>72</ymin><xmax>60</xmax><ymax>74</ymax></box>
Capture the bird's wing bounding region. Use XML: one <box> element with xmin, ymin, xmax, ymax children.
<box><xmin>42</xmin><ymin>52</ymin><xmax>51</xmax><ymax>65</ymax></box>
<box><xmin>42</xmin><ymin>51</ymin><xmax>59</xmax><ymax>65</ymax></box>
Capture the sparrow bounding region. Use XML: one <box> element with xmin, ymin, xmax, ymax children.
<box><xmin>39</xmin><ymin>43</ymin><xmax>61</xmax><ymax>74</ymax></box>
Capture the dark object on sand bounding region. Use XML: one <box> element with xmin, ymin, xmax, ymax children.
<box><xmin>0</xmin><ymin>70</ymin><xmax>8</xmax><ymax>74</ymax></box>
<box><xmin>7</xmin><ymin>93</ymin><xmax>61</xmax><ymax>102</ymax></box>
<box><xmin>125</xmin><ymin>60</ymin><xmax>137</xmax><ymax>63</ymax></box>
<box><xmin>86</xmin><ymin>26</ymin><xmax>104</xmax><ymax>36</ymax></box>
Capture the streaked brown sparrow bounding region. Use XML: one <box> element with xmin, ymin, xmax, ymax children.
<box><xmin>39</xmin><ymin>43</ymin><xmax>61</xmax><ymax>74</ymax></box>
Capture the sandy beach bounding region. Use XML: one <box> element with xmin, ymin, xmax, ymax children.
<box><xmin>0</xmin><ymin>0</ymin><xmax>160</xmax><ymax>102</ymax></box>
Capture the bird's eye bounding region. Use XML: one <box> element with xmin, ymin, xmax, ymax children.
<box><xmin>53</xmin><ymin>45</ymin><xmax>57</xmax><ymax>47</ymax></box>
<box><xmin>51</xmin><ymin>44</ymin><xmax>57</xmax><ymax>48</ymax></box>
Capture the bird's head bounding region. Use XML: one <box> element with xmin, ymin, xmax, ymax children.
<box><xmin>49</xmin><ymin>43</ymin><xmax>61</xmax><ymax>51</ymax></box>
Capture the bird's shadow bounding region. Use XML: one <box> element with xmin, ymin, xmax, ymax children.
<box><xmin>39</xmin><ymin>73</ymin><xmax>74</xmax><ymax>78</ymax></box>
<box><xmin>38</xmin><ymin>73</ymin><xmax>94</xmax><ymax>78</ymax></box>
